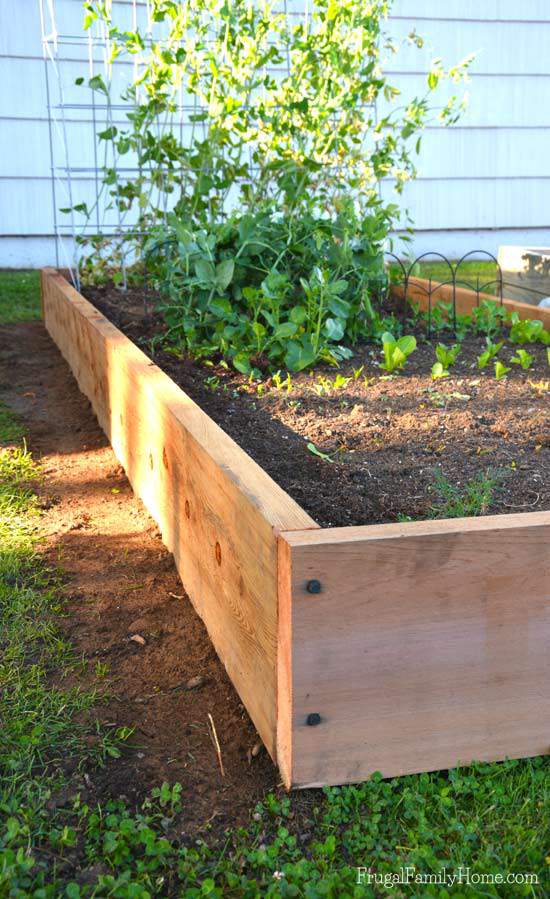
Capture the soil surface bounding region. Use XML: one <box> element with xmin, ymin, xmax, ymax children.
<box><xmin>85</xmin><ymin>283</ymin><xmax>550</xmax><ymax>527</ymax></box>
<box><xmin>0</xmin><ymin>321</ymin><xmax>278</xmax><ymax>836</ymax></box>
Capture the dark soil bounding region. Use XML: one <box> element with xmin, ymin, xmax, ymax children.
<box><xmin>84</xmin><ymin>283</ymin><xmax>550</xmax><ymax>527</ymax></box>
<box><xmin>0</xmin><ymin>321</ymin><xmax>278</xmax><ymax>837</ymax></box>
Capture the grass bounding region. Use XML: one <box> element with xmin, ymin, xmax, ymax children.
<box><xmin>390</xmin><ymin>260</ymin><xmax>499</xmax><ymax>296</ymax></box>
<box><xmin>0</xmin><ymin>406</ymin><xmax>128</xmax><ymax>895</ymax></box>
<box><xmin>0</xmin><ymin>402</ymin><xmax>25</xmax><ymax>446</ymax></box>
<box><xmin>0</xmin><ymin>270</ymin><xmax>41</xmax><ymax>324</ymax></box>
<box><xmin>429</xmin><ymin>470</ymin><xmax>499</xmax><ymax>518</ymax></box>
<box><xmin>398</xmin><ymin>470</ymin><xmax>500</xmax><ymax>524</ymax></box>
<box><xmin>0</xmin><ymin>271</ymin><xmax>548</xmax><ymax>895</ymax></box>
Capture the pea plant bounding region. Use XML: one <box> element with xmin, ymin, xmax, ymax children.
<box><xmin>477</xmin><ymin>338</ymin><xmax>504</xmax><ymax>370</ymax></box>
<box><xmin>144</xmin><ymin>208</ymin><xmax>388</xmax><ymax>372</ymax></box>
<box><xmin>471</xmin><ymin>300</ymin><xmax>508</xmax><ymax>338</ymax></box>
<box><xmin>70</xmin><ymin>0</ymin><xmax>471</xmax><ymax>373</ymax></box>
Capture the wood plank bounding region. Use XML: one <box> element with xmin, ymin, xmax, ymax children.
<box><xmin>392</xmin><ymin>277</ymin><xmax>550</xmax><ymax>327</ymax></box>
<box><xmin>279</xmin><ymin>512</ymin><xmax>550</xmax><ymax>787</ymax></box>
<box><xmin>41</xmin><ymin>268</ymin><xmax>319</xmax><ymax>761</ymax></box>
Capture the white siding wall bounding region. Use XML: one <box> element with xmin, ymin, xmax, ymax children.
<box><xmin>1</xmin><ymin>0</ymin><xmax>549</xmax><ymax>266</ymax></box>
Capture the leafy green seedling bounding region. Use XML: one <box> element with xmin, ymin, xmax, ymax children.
<box><xmin>204</xmin><ymin>375</ymin><xmax>220</xmax><ymax>392</ymax></box>
<box><xmin>431</xmin><ymin>362</ymin><xmax>448</xmax><ymax>380</ymax></box>
<box><xmin>472</xmin><ymin>300</ymin><xmax>507</xmax><ymax>338</ymax></box>
<box><xmin>436</xmin><ymin>342</ymin><xmax>461</xmax><ymax>368</ymax></box>
<box><xmin>272</xmin><ymin>371</ymin><xmax>292</xmax><ymax>393</ymax></box>
<box><xmin>379</xmin><ymin>332</ymin><xmax>417</xmax><ymax>373</ymax></box>
<box><xmin>509</xmin><ymin>317</ymin><xmax>549</xmax><ymax>345</ymax></box>
<box><xmin>306</xmin><ymin>442</ymin><xmax>335</xmax><ymax>463</ymax></box>
<box><xmin>432</xmin><ymin>342</ymin><xmax>461</xmax><ymax>379</ymax></box>
<box><xmin>313</xmin><ymin>375</ymin><xmax>331</xmax><ymax>396</ymax></box>
<box><xmin>477</xmin><ymin>338</ymin><xmax>503</xmax><ymax>369</ymax></box>
<box><xmin>510</xmin><ymin>349</ymin><xmax>534</xmax><ymax>370</ymax></box>
<box><xmin>494</xmin><ymin>360</ymin><xmax>511</xmax><ymax>380</ymax></box>
<box><xmin>332</xmin><ymin>374</ymin><xmax>351</xmax><ymax>390</ymax></box>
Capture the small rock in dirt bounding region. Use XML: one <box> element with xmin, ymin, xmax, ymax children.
<box><xmin>130</xmin><ymin>634</ymin><xmax>146</xmax><ymax>646</ymax></box>
<box><xmin>251</xmin><ymin>741</ymin><xmax>264</xmax><ymax>758</ymax></box>
<box><xmin>185</xmin><ymin>674</ymin><xmax>206</xmax><ymax>690</ymax></box>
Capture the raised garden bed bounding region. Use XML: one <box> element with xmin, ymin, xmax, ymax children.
<box><xmin>41</xmin><ymin>268</ymin><xmax>550</xmax><ymax>788</ymax></box>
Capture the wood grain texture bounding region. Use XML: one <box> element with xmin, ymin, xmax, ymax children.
<box><xmin>41</xmin><ymin>269</ymin><xmax>318</xmax><ymax>760</ymax></box>
<box><xmin>280</xmin><ymin>512</ymin><xmax>550</xmax><ymax>787</ymax></box>
<box><xmin>392</xmin><ymin>277</ymin><xmax>550</xmax><ymax>328</ymax></box>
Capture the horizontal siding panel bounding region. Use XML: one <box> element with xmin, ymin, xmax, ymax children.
<box><xmin>415</xmin><ymin>128</ymin><xmax>550</xmax><ymax>179</ymax></box>
<box><xmin>1</xmin><ymin>0</ymin><xmax>550</xmax><ymax>261</ymax></box>
<box><xmin>382</xmin><ymin>73</ymin><xmax>550</xmax><ymax>128</ymax></box>
<box><xmin>384</xmin><ymin>178</ymin><xmax>550</xmax><ymax>231</ymax></box>
<box><xmin>391</xmin><ymin>0</ymin><xmax>550</xmax><ymax>22</ymax></box>
<box><xmin>389</xmin><ymin>19</ymin><xmax>550</xmax><ymax>75</ymax></box>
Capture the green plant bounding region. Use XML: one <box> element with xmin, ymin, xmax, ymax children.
<box><xmin>477</xmin><ymin>338</ymin><xmax>504</xmax><ymax>369</ymax></box>
<box><xmin>272</xmin><ymin>371</ymin><xmax>293</xmax><ymax>393</ymax></box>
<box><xmin>426</xmin><ymin>301</ymin><xmax>471</xmax><ymax>341</ymax></box>
<box><xmin>494</xmin><ymin>360</ymin><xmax>511</xmax><ymax>380</ymax></box>
<box><xmin>71</xmin><ymin>1</ymin><xmax>472</xmax><ymax>372</ymax></box>
<box><xmin>429</xmin><ymin>470</ymin><xmax>498</xmax><ymax>518</ymax></box>
<box><xmin>314</xmin><ymin>373</ymin><xmax>352</xmax><ymax>396</ymax></box>
<box><xmin>379</xmin><ymin>332</ymin><xmax>417</xmax><ymax>373</ymax></box>
<box><xmin>204</xmin><ymin>375</ymin><xmax>221</xmax><ymax>392</ymax></box>
<box><xmin>75</xmin><ymin>1</ymin><xmax>471</xmax><ymax>279</ymax></box>
<box><xmin>431</xmin><ymin>342</ymin><xmax>461</xmax><ymax>378</ymax></box>
<box><xmin>333</xmin><ymin>374</ymin><xmax>352</xmax><ymax>391</ymax></box>
<box><xmin>510</xmin><ymin>348</ymin><xmax>534</xmax><ymax>370</ymax></box>
<box><xmin>306</xmin><ymin>442</ymin><xmax>336</xmax><ymax>463</ymax></box>
<box><xmin>509</xmin><ymin>316</ymin><xmax>550</xmax><ymax>345</ymax></box>
<box><xmin>0</xmin><ymin>403</ymin><xmax>25</xmax><ymax>446</ymax></box>
<box><xmin>146</xmin><ymin>209</ymin><xmax>388</xmax><ymax>373</ymax></box>
<box><xmin>0</xmin><ymin>270</ymin><xmax>41</xmax><ymax>325</ymax></box>
<box><xmin>472</xmin><ymin>300</ymin><xmax>508</xmax><ymax>338</ymax></box>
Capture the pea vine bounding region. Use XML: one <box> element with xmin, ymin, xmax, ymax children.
<box><xmin>71</xmin><ymin>0</ymin><xmax>472</xmax><ymax>373</ymax></box>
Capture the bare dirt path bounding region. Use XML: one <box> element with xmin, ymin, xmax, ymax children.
<box><xmin>0</xmin><ymin>321</ymin><xmax>277</xmax><ymax>836</ymax></box>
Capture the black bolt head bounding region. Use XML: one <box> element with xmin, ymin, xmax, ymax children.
<box><xmin>306</xmin><ymin>579</ymin><xmax>322</xmax><ymax>594</ymax></box>
<box><xmin>306</xmin><ymin>712</ymin><xmax>322</xmax><ymax>727</ymax></box>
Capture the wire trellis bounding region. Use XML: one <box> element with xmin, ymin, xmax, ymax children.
<box><xmin>39</xmin><ymin>0</ymin><xmax>390</xmax><ymax>290</ymax></box>
<box><xmin>41</xmin><ymin>3</ymin><xmax>547</xmax><ymax>316</ymax></box>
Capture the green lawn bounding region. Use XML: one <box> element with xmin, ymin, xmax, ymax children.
<box><xmin>400</xmin><ymin>259</ymin><xmax>500</xmax><ymax>295</ymax></box>
<box><xmin>0</xmin><ymin>271</ymin><xmax>548</xmax><ymax>896</ymax></box>
<box><xmin>0</xmin><ymin>270</ymin><xmax>42</xmax><ymax>324</ymax></box>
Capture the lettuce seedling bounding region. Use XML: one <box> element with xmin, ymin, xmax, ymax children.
<box><xmin>510</xmin><ymin>349</ymin><xmax>534</xmax><ymax>370</ymax></box>
<box><xmin>494</xmin><ymin>360</ymin><xmax>511</xmax><ymax>380</ymax></box>
<box><xmin>509</xmin><ymin>317</ymin><xmax>549</xmax><ymax>345</ymax></box>
<box><xmin>431</xmin><ymin>342</ymin><xmax>461</xmax><ymax>379</ymax></box>
<box><xmin>379</xmin><ymin>332</ymin><xmax>417</xmax><ymax>373</ymax></box>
